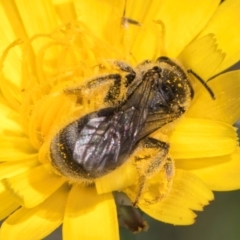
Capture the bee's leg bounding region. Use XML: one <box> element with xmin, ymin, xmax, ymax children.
<box><xmin>113</xmin><ymin>61</ymin><xmax>136</xmax><ymax>87</ymax></box>
<box><xmin>103</xmin><ymin>74</ymin><xmax>122</xmax><ymax>105</ymax></box>
<box><xmin>133</xmin><ymin>137</ymin><xmax>174</xmax><ymax>206</ymax></box>
<box><xmin>144</xmin><ymin>156</ymin><xmax>174</xmax><ymax>205</ymax></box>
<box><xmin>64</xmin><ymin>74</ymin><xmax>121</xmax><ymax>94</ymax></box>
<box><xmin>65</xmin><ymin>61</ymin><xmax>136</xmax><ymax>105</ymax></box>
<box><xmin>64</xmin><ymin>74</ymin><xmax>124</xmax><ymax>106</ymax></box>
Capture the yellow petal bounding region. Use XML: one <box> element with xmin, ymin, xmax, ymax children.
<box><xmin>2</xmin><ymin>165</ymin><xmax>66</xmax><ymax>208</ymax></box>
<box><xmin>190</xmin><ymin>148</ymin><xmax>240</xmax><ymax>191</ymax></box>
<box><xmin>54</xmin><ymin>0</ymin><xmax>77</xmax><ymax>23</ymax></box>
<box><xmin>0</xmin><ymin>185</ymin><xmax>69</xmax><ymax>240</ymax></box>
<box><xmin>124</xmin><ymin>0</ymin><xmax>220</xmax><ymax>60</ymax></box>
<box><xmin>198</xmin><ymin>0</ymin><xmax>240</xmax><ymax>73</ymax></box>
<box><xmin>0</xmin><ymin>159</ymin><xmax>39</xmax><ymax>179</ymax></box>
<box><xmin>0</xmin><ymin>136</ymin><xmax>37</xmax><ymax>161</ymax></box>
<box><xmin>13</xmin><ymin>0</ymin><xmax>60</xmax><ymax>60</ymax></box>
<box><xmin>0</xmin><ymin>40</ymin><xmax>22</xmax><ymax>110</ymax></box>
<box><xmin>153</xmin><ymin>0</ymin><xmax>220</xmax><ymax>57</ymax></box>
<box><xmin>0</xmin><ymin>3</ymin><xmax>20</xmax><ymax>43</ymax></box>
<box><xmin>0</xmin><ymin>182</ymin><xmax>20</xmax><ymax>221</ymax></box>
<box><xmin>0</xmin><ymin>2</ymin><xmax>22</xmax><ymax>87</ymax></box>
<box><xmin>0</xmin><ymin>94</ymin><xmax>24</xmax><ymax>136</ymax></box>
<box><xmin>175</xmin><ymin>154</ymin><xmax>232</xmax><ymax>170</ymax></box>
<box><xmin>179</xmin><ymin>34</ymin><xmax>225</xmax><ymax>80</ymax></box>
<box><xmin>96</xmin><ymin>158</ymin><xmax>137</xmax><ymax>194</ymax></box>
<box><xmin>15</xmin><ymin>0</ymin><xmax>59</xmax><ymax>37</ymax></box>
<box><xmin>74</xmin><ymin>0</ymin><xmax>125</xmax><ymax>45</ymax></box>
<box><xmin>139</xmin><ymin>169</ymin><xmax>213</xmax><ymax>225</ymax></box>
<box><xmin>129</xmin><ymin>21</ymin><xmax>164</xmax><ymax>63</ymax></box>
<box><xmin>186</xmin><ymin>70</ymin><xmax>240</xmax><ymax>125</ymax></box>
<box><xmin>168</xmin><ymin>118</ymin><xmax>238</xmax><ymax>159</ymax></box>
<box><xmin>63</xmin><ymin>185</ymin><xmax>119</xmax><ymax>240</ymax></box>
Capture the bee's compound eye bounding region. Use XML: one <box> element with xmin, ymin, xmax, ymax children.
<box><xmin>162</xmin><ymin>81</ymin><xmax>172</xmax><ymax>95</ymax></box>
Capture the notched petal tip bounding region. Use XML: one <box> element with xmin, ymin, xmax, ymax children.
<box><xmin>138</xmin><ymin>170</ymin><xmax>214</xmax><ymax>225</ymax></box>
<box><xmin>1</xmin><ymin>165</ymin><xmax>66</xmax><ymax>208</ymax></box>
<box><xmin>198</xmin><ymin>0</ymin><xmax>240</xmax><ymax>73</ymax></box>
<box><xmin>179</xmin><ymin>34</ymin><xmax>225</xmax><ymax>80</ymax></box>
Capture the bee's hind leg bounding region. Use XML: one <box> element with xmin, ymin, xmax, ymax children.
<box><xmin>132</xmin><ymin>137</ymin><xmax>174</xmax><ymax>206</ymax></box>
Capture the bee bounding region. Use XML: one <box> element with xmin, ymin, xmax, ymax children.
<box><xmin>50</xmin><ymin>56</ymin><xmax>213</xmax><ymax>204</ymax></box>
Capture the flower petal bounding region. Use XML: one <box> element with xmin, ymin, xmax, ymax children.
<box><xmin>0</xmin><ymin>159</ymin><xmax>39</xmax><ymax>179</ymax></box>
<box><xmin>74</xmin><ymin>0</ymin><xmax>125</xmax><ymax>45</ymax></box>
<box><xmin>0</xmin><ymin>2</ymin><xmax>22</xmax><ymax>87</ymax></box>
<box><xmin>0</xmin><ymin>136</ymin><xmax>37</xmax><ymax>161</ymax></box>
<box><xmin>129</xmin><ymin>21</ymin><xmax>164</xmax><ymax>63</ymax></box>
<box><xmin>63</xmin><ymin>185</ymin><xmax>119</xmax><ymax>240</ymax></box>
<box><xmin>0</xmin><ymin>94</ymin><xmax>24</xmax><ymax>136</ymax></box>
<box><xmin>179</xmin><ymin>34</ymin><xmax>225</xmax><ymax>80</ymax></box>
<box><xmin>124</xmin><ymin>0</ymin><xmax>220</xmax><ymax>60</ymax></box>
<box><xmin>0</xmin><ymin>182</ymin><xmax>20</xmax><ymax>221</ymax></box>
<box><xmin>175</xmin><ymin>154</ymin><xmax>232</xmax><ymax>170</ymax></box>
<box><xmin>15</xmin><ymin>0</ymin><xmax>59</xmax><ymax>37</ymax></box>
<box><xmin>0</xmin><ymin>40</ymin><xmax>22</xmax><ymax>109</ymax></box>
<box><xmin>2</xmin><ymin>165</ymin><xmax>66</xmax><ymax>208</ymax></box>
<box><xmin>0</xmin><ymin>1</ymin><xmax>28</xmax><ymax>40</ymax></box>
<box><xmin>139</xmin><ymin>169</ymin><xmax>213</xmax><ymax>225</ymax></box>
<box><xmin>168</xmin><ymin>118</ymin><xmax>238</xmax><ymax>159</ymax></box>
<box><xmin>198</xmin><ymin>0</ymin><xmax>240</xmax><ymax>73</ymax></box>
<box><xmin>186</xmin><ymin>70</ymin><xmax>240</xmax><ymax>125</ymax></box>
<box><xmin>96</xmin><ymin>159</ymin><xmax>137</xmax><ymax>194</ymax></box>
<box><xmin>53</xmin><ymin>0</ymin><xmax>77</xmax><ymax>23</ymax></box>
<box><xmin>190</xmin><ymin>148</ymin><xmax>240</xmax><ymax>191</ymax></box>
<box><xmin>0</xmin><ymin>185</ymin><xmax>69</xmax><ymax>240</ymax></box>
<box><xmin>152</xmin><ymin>0</ymin><xmax>220</xmax><ymax>57</ymax></box>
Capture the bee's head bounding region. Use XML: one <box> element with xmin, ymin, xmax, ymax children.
<box><xmin>147</xmin><ymin>57</ymin><xmax>193</xmax><ymax>114</ymax></box>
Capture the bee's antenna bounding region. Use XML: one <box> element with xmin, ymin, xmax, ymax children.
<box><xmin>187</xmin><ymin>69</ymin><xmax>215</xmax><ymax>100</ymax></box>
<box><xmin>121</xmin><ymin>0</ymin><xmax>140</xmax><ymax>27</ymax></box>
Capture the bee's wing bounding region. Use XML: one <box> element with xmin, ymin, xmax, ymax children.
<box><xmin>137</xmin><ymin>111</ymin><xmax>182</xmax><ymax>140</ymax></box>
<box><xmin>73</xmin><ymin>106</ymin><xmax>146</xmax><ymax>176</ymax></box>
<box><xmin>73</xmin><ymin>111</ymin><xmax>121</xmax><ymax>175</ymax></box>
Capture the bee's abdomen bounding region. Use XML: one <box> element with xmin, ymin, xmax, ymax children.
<box><xmin>50</xmin><ymin>107</ymin><xmax>142</xmax><ymax>180</ymax></box>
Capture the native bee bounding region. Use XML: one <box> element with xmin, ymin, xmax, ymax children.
<box><xmin>50</xmin><ymin>56</ymin><xmax>213</xmax><ymax>203</ymax></box>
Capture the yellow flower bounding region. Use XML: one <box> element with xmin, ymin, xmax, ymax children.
<box><xmin>0</xmin><ymin>0</ymin><xmax>240</xmax><ymax>239</ymax></box>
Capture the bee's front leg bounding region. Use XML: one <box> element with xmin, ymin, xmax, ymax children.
<box><xmin>64</xmin><ymin>73</ymin><xmax>125</xmax><ymax>107</ymax></box>
<box><xmin>131</xmin><ymin>137</ymin><xmax>175</xmax><ymax>206</ymax></box>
